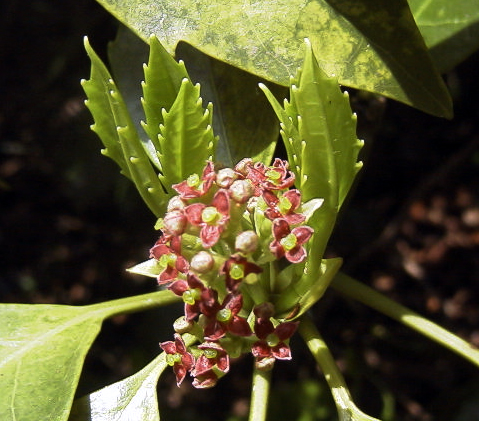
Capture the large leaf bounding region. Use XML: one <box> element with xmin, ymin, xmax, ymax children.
<box><xmin>69</xmin><ymin>354</ymin><xmax>167</xmax><ymax>421</ymax></box>
<box><xmin>94</xmin><ymin>0</ymin><xmax>452</xmax><ymax>118</ymax></box>
<box><xmin>0</xmin><ymin>291</ymin><xmax>180</xmax><ymax>421</ymax></box>
<box><xmin>409</xmin><ymin>0</ymin><xmax>479</xmax><ymax>72</ymax></box>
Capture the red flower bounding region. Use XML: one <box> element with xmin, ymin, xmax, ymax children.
<box><xmin>263</xmin><ymin>189</ymin><xmax>306</xmax><ymax>225</ymax></box>
<box><xmin>173</xmin><ymin>161</ymin><xmax>216</xmax><ymax>199</ymax></box>
<box><xmin>220</xmin><ymin>254</ymin><xmax>262</xmax><ymax>292</ymax></box>
<box><xmin>203</xmin><ymin>293</ymin><xmax>252</xmax><ymax>341</ymax></box>
<box><xmin>160</xmin><ymin>334</ymin><xmax>195</xmax><ymax>386</ymax></box>
<box><xmin>269</xmin><ymin>218</ymin><xmax>313</xmax><ymax>263</ymax></box>
<box><xmin>150</xmin><ymin>235</ymin><xmax>189</xmax><ymax>284</ymax></box>
<box><xmin>169</xmin><ymin>273</ymin><xmax>217</xmax><ymax>321</ymax></box>
<box><xmin>252</xmin><ymin>310</ymin><xmax>299</xmax><ymax>363</ymax></box>
<box><xmin>191</xmin><ymin>342</ymin><xmax>230</xmax><ymax>388</ymax></box>
<box><xmin>184</xmin><ymin>189</ymin><xmax>230</xmax><ymax>248</ymax></box>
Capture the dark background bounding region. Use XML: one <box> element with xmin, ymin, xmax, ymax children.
<box><xmin>1</xmin><ymin>1</ymin><xmax>479</xmax><ymax>420</ymax></box>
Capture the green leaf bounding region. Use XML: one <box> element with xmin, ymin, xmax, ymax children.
<box><xmin>158</xmin><ymin>77</ymin><xmax>217</xmax><ymax>187</ymax></box>
<box><xmin>0</xmin><ymin>291</ymin><xmax>180</xmax><ymax>421</ymax></box>
<box><xmin>275</xmin><ymin>257</ymin><xmax>343</xmax><ymax>319</ymax></box>
<box><xmin>82</xmin><ymin>37</ymin><xmax>167</xmax><ymax>216</ymax></box>
<box><xmin>69</xmin><ymin>354</ymin><xmax>167</xmax><ymax>421</ymax></box>
<box><xmin>94</xmin><ymin>0</ymin><xmax>452</xmax><ymax>117</ymax></box>
<box><xmin>127</xmin><ymin>258</ymin><xmax>162</xmax><ymax>278</ymax></box>
<box><xmin>176</xmin><ymin>43</ymin><xmax>284</xmax><ymax>167</ymax></box>
<box><xmin>261</xmin><ymin>40</ymin><xmax>363</xmax><ymax>274</ymax></box>
<box><xmin>409</xmin><ymin>0</ymin><xmax>479</xmax><ymax>72</ymax></box>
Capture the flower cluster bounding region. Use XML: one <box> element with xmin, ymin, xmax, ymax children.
<box><xmin>151</xmin><ymin>158</ymin><xmax>316</xmax><ymax>388</ymax></box>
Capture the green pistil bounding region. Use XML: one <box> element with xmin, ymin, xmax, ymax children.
<box><xmin>266</xmin><ymin>169</ymin><xmax>281</xmax><ymax>184</ymax></box>
<box><xmin>187</xmin><ymin>173</ymin><xmax>200</xmax><ymax>187</ymax></box>
<box><xmin>280</xmin><ymin>233</ymin><xmax>297</xmax><ymax>251</ymax></box>
<box><xmin>230</xmin><ymin>263</ymin><xmax>245</xmax><ymax>280</ymax></box>
<box><xmin>166</xmin><ymin>353</ymin><xmax>182</xmax><ymax>366</ymax></box>
<box><xmin>182</xmin><ymin>288</ymin><xmax>201</xmax><ymax>305</ymax></box>
<box><xmin>266</xmin><ymin>333</ymin><xmax>280</xmax><ymax>347</ymax></box>
<box><xmin>202</xmin><ymin>206</ymin><xmax>220</xmax><ymax>224</ymax></box>
<box><xmin>279</xmin><ymin>196</ymin><xmax>292</xmax><ymax>213</ymax></box>
<box><xmin>217</xmin><ymin>308</ymin><xmax>232</xmax><ymax>322</ymax></box>
<box><xmin>204</xmin><ymin>349</ymin><xmax>218</xmax><ymax>359</ymax></box>
<box><xmin>160</xmin><ymin>253</ymin><xmax>177</xmax><ymax>268</ymax></box>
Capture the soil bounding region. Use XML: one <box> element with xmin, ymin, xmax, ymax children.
<box><xmin>1</xmin><ymin>1</ymin><xmax>479</xmax><ymax>420</ymax></box>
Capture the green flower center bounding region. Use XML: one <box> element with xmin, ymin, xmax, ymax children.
<box><xmin>204</xmin><ymin>349</ymin><xmax>218</xmax><ymax>359</ymax></box>
<box><xmin>280</xmin><ymin>233</ymin><xmax>297</xmax><ymax>251</ymax></box>
<box><xmin>265</xmin><ymin>169</ymin><xmax>281</xmax><ymax>184</ymax></box>
<box><xmin>202</xmin><ymin>206</ymin><xmax>220</xmax><ymax>224</ymax></box>
<box><xmin>182</xmin><ymin>288</ymin><xmax>201</xmax><ymax>305</ymax></box>
<box><xmin>187</xmin><ymin>173</ymin><xmax>200</xmax><ymax>187</ymax></box>
<box><xmin>278</xmin><ymin>196</ymin><xmax>292</xmax><ymax>213</ymax></box>
<box><xmin>229</xmin><ymin>263</ymin><xmax>245</xmax><ymax>280</ymax></box>
<box><xmin>166</xmin><ymin>353</ymin><xmax>182</xmax><ymax>366</ymax></box>
<box><xmin>266</xmin><ymin>333</ymin><xmax>280</xmax><ymax>347</ymax></box>
<box><xmin>159</xmin><ymin>253</ymin><xmax>177</xmax><ymax>268</ymax></box>
<box><xmin>217</xmin><ymin>308</ymin><xmax>232</xmax><ymax>322</ymax></box>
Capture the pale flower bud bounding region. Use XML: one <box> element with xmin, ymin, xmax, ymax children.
<box><xmin>229</xmin><ymin>179</ymin><xmax>254</xmax><ymax>203</ymax></box>
<box><xmin>190</xmin><ymin>251</ymin><xmax>214</xmax><ymax>273</ymax></box>
<box><xmin>173</xmin><ymin>316</ymin><xmax>194</xmax><ymax>334</ymax></box>
<box><xmin>235</xmin><ymin>230</ymin><xmax>259</xmax><ymax>254</ymax></box>
<box><xmin>167</xmin><ymin>195</ymin><xmax>186</xmax><ymax>211</ymax></box>
<box><xmin>216</xmin><ymin>168</ymin><xmax>237</xmax><ymax>188</ymax></box>
<box><xmin>163</xmin><ymin>210</ymin><xmax>187</xmax><ymax>235</ymax></box>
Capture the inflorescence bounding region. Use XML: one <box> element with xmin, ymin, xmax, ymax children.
<box><xmin>150</xmin><ymin>158</ymin><xmax>316</xmax><ymax>388</ymax></box>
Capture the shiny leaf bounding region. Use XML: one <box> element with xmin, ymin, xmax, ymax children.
<box><xmin>94</xmin><ymin>0</ymin><xmax>452</xmax><ymax>117</ymax></box>
<box><xmin>409</xmin><ymin>0</ymin><xmax>479</xmax><ymax>72</ymax></box>
<box><xmin>69</xmin><ymin>354</ymin><xmax>167</xmax><ymax>421</ymax></box>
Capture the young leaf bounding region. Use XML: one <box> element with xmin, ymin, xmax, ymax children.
<box><xmin>93</xmin><ymin>0</ymin><xmax>452</xmax><ymax>117</ymax></box>
<box><xmin>82</xmin><ymin>37</ymin><xmax>167</xmax><ymax>216</ymax></box>
<box><xmin>68</xmin><ymin>353</ymin><xmax>167</xmax><ymax>421</ymax></box>
<box><xmin>0</xmin><ymin>291</ymin><xmax>180</xmax><ymax>421</ymax></box>
<box><xmin>176</xmin><ymin>43</ymin><xmax>283</xmax><ymax>167</ymax></box>
<box><xmin>141</xmin><ymin>35</ymin><xmax>190</xmax><ymax>166</ymax></box>
<box><xmin>275</xmin><ymin>258</ymin><xmax>343</xmax><ymax>319</ymax></box>
<box><xmin>157</xmin><ymin>78</ymin><xmax>217</xmax><ymax>187</ymax></box>
<box><xmin>261</xmin><ymin>40</ymin><xmax>363</xmax><ymax>276</ymax></box>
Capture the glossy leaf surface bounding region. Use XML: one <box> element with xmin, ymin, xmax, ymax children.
<box><xmin>409</xmin><ymin>0</ymin><xmax>479</xmax><ymax>72</ymax></box>
<box><xmin>69</xmin><ymin>354</ymin><xmax>167</xmax><ymax>421</ymax></box>
<box><xmin>0</xmin><ymin>291</ymin><xmax>180</xmax><ymax>421</ymax></box>
<box><xmin>94</xmin><ymin>0</ymin><xmax>452</xmax><ymax>117</ymax></box>
<box><xmin>262</xmin><ymin>40</ymin><xmax>363</xmax><ymax>280</ymax></box>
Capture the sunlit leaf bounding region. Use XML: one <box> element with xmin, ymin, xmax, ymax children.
<box><xmin>94</xmin><ymin>0</ymin><xmax>452</xmax><ymax>117</ymax></box>
<box><xmin>69</xmin><ymin>354</ymin><xmax>167</xmax><ymax>421</ymax></box>
<box><xmin>261</xmin><ymin>40</ymin><xmax>363</xmax><ymax>281</ymax></box>
<box><xmin>0</xmin><ymin>291</ymin><xmax>180</xmax><ymax>421</ymax></box>
<box><xmin>409</xmin><ymin>0</ymin><xmax>479</xmax><ymax>72</ymax></box>
<box><xmin>82</xmin><ymin>37</ymin><xmax>167</xmax><ymax>216</ymax></box>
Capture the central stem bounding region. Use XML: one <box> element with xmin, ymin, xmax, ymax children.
<box><xmin>248</xmin><ymin>365</ymin><xmax>272</xmax><ymax>421</ymax></box>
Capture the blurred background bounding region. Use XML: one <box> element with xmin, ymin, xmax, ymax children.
<box><xmin>1</xmin><ymin>1</ymin><xmax>479</xmax><ymax>420</ymax></box>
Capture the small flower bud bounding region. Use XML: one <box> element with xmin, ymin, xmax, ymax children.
<box><xmin>235</xmin><ymin>230</ymin><xmax>259</xmax><ymax>254</ymax></box>
<box><xmin>216</xmin><ymin>168</ymin><xmax>237</xmax><ymax>188</ymax></box>
<box><xmin>234</xmin><ymin>158</ymin><xmax>253</xmax><ymax>176</ymax></box>
<box><xmin>163</xmin><ymin>210</ymin><xmax>187</xmax><ymax>235</ymax></box>
<box><xmin>190</xmin><ymin>251</ymin><xmax>214</xmax><ymax>273</ymax></box>
<box><xmin>167</xmin><ymin>195</ymin><xmax>186</xmax><ymax>211</ymax></box>
<box><xmin>229</xmin><ymin>179</ymin><xmax>254</xmax><ymax>203</ymax></box>
<box><xmin>173</xmin><ymin>316</ymin><xmax>194</xmax><ymax>334</ymax></box>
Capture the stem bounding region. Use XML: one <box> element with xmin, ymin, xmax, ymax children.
<box><xmin>331</xmin><ymin>272</ymin><xmax>479</xmax><ymax>368</ymax></box>
<box><xmin>299</xmin><ymin>315</ymin><xmax>379</xmax><ymax>421</ymax></box>
<box><xmin>248</xmin><ymin>364</ymin><xmax>272</xmax><ymax>421</ymax></box>
<box><xmin>88</xmin><ymin>289</ymin><xmax>181</xmax><ymax>319</ymax></box>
